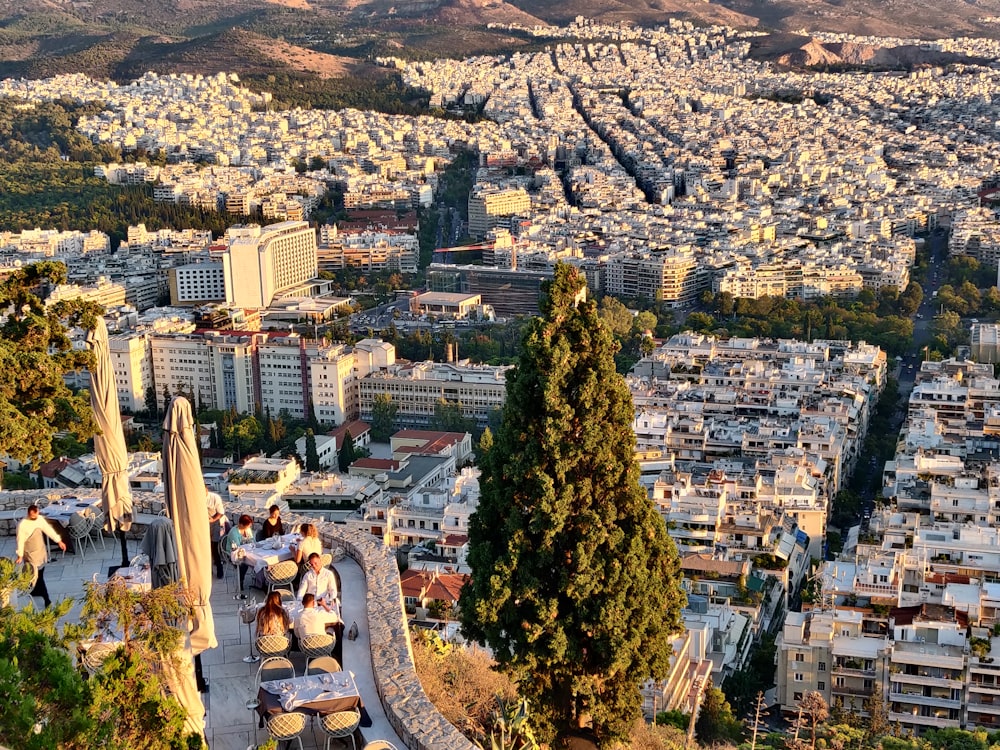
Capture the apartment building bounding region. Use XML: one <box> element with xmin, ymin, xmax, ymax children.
<box><xmin>468</xmin><ymin>187</ymin><xmax>531</xmax><ymax>239</ymax></box>
<box><xmin>358</xmin><ymin>360</ymin><xmax>510</xmax><ymax>429</ymax></box>
<box><xmin>227</xmin><ymin>221</ymin><xmax>318</xmax><ymax>309</ymax></box>
<box><xmin>603</xmin><ymin>247</ymin><xmax>702</xmax><ymax>307</ymax></box>
<box><xmin>110</xmin><ymin>332</ymin><xmax>153</xmax><ymax>413</ymax></box>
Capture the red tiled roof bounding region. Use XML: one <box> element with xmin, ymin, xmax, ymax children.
<box><xmin>441</xmin><ymin>534</ymin><xmax>468</xmax><ymax>547</ymax></box>
<box><xmin>351</xmin><ymin>458</ymin><xmax>401</xmax><ymax>471</ymax></box>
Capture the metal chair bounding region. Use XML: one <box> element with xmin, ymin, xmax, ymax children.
<box><xmin>362</xmin><ymin>743</ymin><xmax>399</xmax><ymax>750</ymax></box>
<box><xmin>88</xmin><ymin>508</ymin><xmax>106</xmax><ymax>550</ymax></box>
<box><xmin>256</xmin><ymin>633</ymin><xmax>291</xmax><ymax>660</ymax></box>
<box><xmin>266</xmin><ymin>710</ymin><xmax>308</xmax><ymax>750</ymax></box>
<box><xmin>319</xmin><ymin>552</ymin><xmax>333</xmax><ymax>569</ymax></box>
<box><xmin>257</xmin><ymin>656</ymin><xmax>295</xmax><ymax>684</ymax></box>
<box><xmin>264</xmin><ymin>560</ymin><xmax>298</xmax><ymax>592</ymax></box>
<box><xmin>219</xmin><ymin>539</ymin><xmax>241</xmax><ymax>596</ymax></box>
<box><xmin>82</xmin><ymin>641</ymin><xmax>119</xmax><ymax>675</ymax></box>
<box><xmin>274</xmin><ymin>587</ymin><xmax>295</xmax><ymax>604</ymax></box>
<box><xmin>305</xmin><ymin>656</ymin><xmax>342</xmax><ymax>676</ymax></box>
<box><xmin>299</xmin><ymin>633</ymin><xmax>335</xmax><ymax>670</ymax></box>
<box><xmin>320</xmin><ymin>708</ymin><xmax>361</xmax><ymax>750</ymax></box>
<box><xmin>66</xmin><ymin>513</ymin><xmax>94</xmax><ymax>560</ymax></box>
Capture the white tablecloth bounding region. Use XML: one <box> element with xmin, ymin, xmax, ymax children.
<box><xmin>112</xmin><ymin>565</ymin><xmax>151</xmax><ymax>592</ymax></box>
<box><xmin>40</xmin><ymin>497</ymin><xmax>101</xmax><ymax>524</ymax></box>
<box><xmin>240</xmin><ymin>533</ymin><xmax>301</xmax><ymax>571</ymax></box>
<box><xmin>261</xmin><ymin>671</ymin><xmax>358</xmax><ymax>712</ymax></box>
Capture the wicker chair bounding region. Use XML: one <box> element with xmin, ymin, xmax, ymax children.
<box><xmin>319</xmin><ymin>707</ymin><xmax>361</xmax><ymax>750</ymax></box>
<box><xmin>255</xmin><ymin>633</ymin><xmax>291</xmax><ymax>660</ymax></box>
<box><xmin>362</xmin><ymin>743</ymin><xmax>399</xmax><ymax>750</ymax></box>
<box><xmin>264</xmin><ymin>560</ymin><xmax>298</xmax><ymax>592</ymax></box>
<box><xmin>266</xmin><ymin>710</ymin><xmax>308</xmax><ymax>750</ymax></box>
<box><xmin>82</xmin><ymin>641</ymin><xmax>119</xmax><ymax>675</ymax></box>
<box><xmin>305</xmin><ymin>656</ymin><xmax>342</xmax><ymax>676</ymax></box>
<box><xmin>299</xmin><ymin>632</ymin><xmax>336</xmax><ymax>670</ymax></box>
<box><xmin>257</xmin><ymin>656</ymin><xmax>295</xmax><ymax>685</ymax></box>
<box><xmin>319</xmin><ymin>552</ymin><xmax>333</xmax><ymax>569</ymax></box>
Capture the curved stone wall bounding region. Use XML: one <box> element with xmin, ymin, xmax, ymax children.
<box><xmin>0</xmin><ymin>491</ymin><xmax>475</xmax><ymax>750</ymax></box>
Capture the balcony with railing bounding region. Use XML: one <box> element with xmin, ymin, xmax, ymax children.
<box><xmin>888</xmin><ymin>711</ymin><xmax>959</xmax><ymax>729</ymax></box>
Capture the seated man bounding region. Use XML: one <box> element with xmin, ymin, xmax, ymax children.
<box><xmin>294</xmin><ymin>593</ymin><xmax>328</xmax><ymax>640</ymax></box>
<box><xmin>296</xmin><ymin>552</ymin><xmax>338</xmax><ymax>611</ymax></box>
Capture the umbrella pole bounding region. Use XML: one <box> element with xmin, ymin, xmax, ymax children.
<box><xmin>106</xmin><ymin>523</ymin><xmax>131</xmax><ymax>577</ymax></box>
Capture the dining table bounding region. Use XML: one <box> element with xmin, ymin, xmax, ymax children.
<box><xmin>111</xmin><ymin>564</ymin><xmax>152</xmax><ymax>592</ymax></box>
<box><xmin>256</xmin><ymin>671</ymin><xmax>372</xmax><ymax>726</ymax></box>
<box><xmin>240</xmin><ymin>532</ymin><xmax>301</xmax><ymax>572</ymax></box>
<box><xmin>40</xmin><ymin>496</ymin><xmax>101</xmax><ymax>524</ymax></box>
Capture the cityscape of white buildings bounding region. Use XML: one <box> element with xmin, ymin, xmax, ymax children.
<box><xmin>10</xmin><ymin>15</ymin><xmax>1000</xmax><ymax>730</ymax></box>
<box><xmin>3</xmin><ymin>18</ymin><xmax>1000</xmax><ymax>314</ymax></box>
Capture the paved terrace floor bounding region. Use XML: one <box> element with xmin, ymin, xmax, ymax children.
<box><xmin>0</xmin><ymin>530</ymin><xmax>408</xmax><ymax>750</ymax></box>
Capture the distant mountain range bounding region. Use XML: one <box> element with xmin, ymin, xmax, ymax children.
<box><xmin>0</xmin><ymin>0</ymin><xmax>998</xmax><ymax>86</ymax></box>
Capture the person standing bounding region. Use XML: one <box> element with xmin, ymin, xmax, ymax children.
<box><xmin>15</xmin><ymin>504</ymin><xmax>65</xmax><ymax>608</ymax></box>
<box><xmin>206</xmin><ymin>488</ymin><xmax>227</xmax><ymax>579</ymax></box>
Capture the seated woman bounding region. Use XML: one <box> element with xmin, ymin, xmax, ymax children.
<box><xmin>255</xmin><ymin>591</ymin><xmax>291</xmax><ymax>637</ymax></box>
<box><xmin>222</xmin><ymin>514</ymin><xmax>254</xmax><ymax>597</ymax></box>
<box><xmin>292</xmin><ymin>522</ymin><xmax>322</xmax><ymax>565</ymax></box>
<box><xmin>260</xmin><ymin>505</ymin><xmax>285</xmax><ymax>539</ymax></box>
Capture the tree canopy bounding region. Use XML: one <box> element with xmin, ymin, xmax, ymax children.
<box><xmin>0</xmin><ymin>261</ymin><xmax>101</xmax><ymax>467</ymax></box>
<box><xmin>461</xmin><ymin>263</ymin><xmax>686</xmax><ymax>746</ymax></box>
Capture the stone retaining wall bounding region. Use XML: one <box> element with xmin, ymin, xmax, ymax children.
<box><xmin>0</xmin><ymin>490</ymin><xmax>476</xmax><ymax>750</ymax></box>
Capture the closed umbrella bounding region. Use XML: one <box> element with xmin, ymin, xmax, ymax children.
<box><xmin>86</xmin><ymin>316</ymin><xmax>132</xmax><ymax>570</ymax></box>
<box><xmin>139</xmin><ymin>516</ymin><xmax>179</xmax><ymax>589</ymax></box>
<box><xmin>162</xmin><ymin>395</ymin><xmax>217</xmax><ymax>743</ymax></box>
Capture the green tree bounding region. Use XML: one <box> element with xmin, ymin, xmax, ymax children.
<box><xmin>304</xmin><ymin>428</ymin><xmax>320</xmax><ymax>471</ymax></box>
<box><xmin>0</xmin><ymin>561</ymin><xmax>200</xmax><ymax>749</ymax></box>
<box><xmin>162</xmin><ymin>384</ymin><xmax>172</xmax><ymax>418</ymax></box>
<box><xmin>0</xmin><ymin>262</ymin><xmax>99</xmax><ymax>466</ymax></box>
<box><xmin>371</xmin><ymin>392</ymin><xmax>397</xmax><ymax>442</ymax></box>
<box><xmin>695</xmin><ymin>682</ymin><xmax>743</xmax><ymax>745</ymax></box>
<box><xmin>431</xmin><ymin>398</ymin><xmax>475</xmax><ymax>435</ymax></box>
<box><xmin>461</xmin><ymin>264</ymin><xmax>686</xmax><ymax>746</ymax></box>
<box><xmin>144</xmin><ymin>385</ymin><xmax>158</xmax><ymax>418</ymax></box>
<box><xmin>597</xmin><ymin>296</ymin><xmax>633</xmax><ymax>338</ymax></box>
<box><xmin>338</xmin><ymin>430</ymin><xmax>357</xmax><ymax>472</ymax></box>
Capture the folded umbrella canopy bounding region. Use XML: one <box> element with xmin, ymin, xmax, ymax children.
<box><xmin>162</xmin><ymin>395</ymin><xmax>217</xmax><ymax>744</ymax></box>
<box><xmin>86</xmin><ymin>316</ymin><xmax>133</xmax><ymax>569</ymax></box>
<box><xmin>139</xmin><ymin>516</ymin><xmax>179</xmax><ymax>590</ymax></box>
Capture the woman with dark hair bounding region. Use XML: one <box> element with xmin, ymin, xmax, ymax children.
<box><xmin>255</xmin><ymin>591</ymin><xmax>290</xmax><ymax>636</ymax></box>
<box><xmin>261</xmin><ymin>505</ymin><xmax>284</xmax><ymax>539</ymax></box>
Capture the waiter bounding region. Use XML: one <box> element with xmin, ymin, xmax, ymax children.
<box><xmin>15</xmin><ymin>504</ymin><xmax>66</xmax><ymax>608</ymax></box>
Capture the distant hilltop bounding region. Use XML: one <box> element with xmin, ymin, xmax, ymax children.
<box><xmin>0</xmin><ymin>0</ymin><xmax>999</xmax><ymax>87</ymax></box>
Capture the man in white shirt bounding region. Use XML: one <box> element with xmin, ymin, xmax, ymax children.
<box><xmin>294</xmin><ymin>594</ymin><xmax>329</xmax><ymax>640</ymax></box>
<box><xmin>206</xmin><ymin>488</ymin><xmax>227</xmax><ymax>579</ymax></box>
<box><xmin>296</xmin><ymin>553</ymin><xmax>338</xmax><ymax>610</ymax></box>
<box><xmin>15</xmin><ymin>504</ymin><xmax>65</xmax><ymax>608</ymax></box>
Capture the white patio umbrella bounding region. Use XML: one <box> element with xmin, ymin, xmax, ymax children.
<box><xmin>86</xmin><ymin>316</ymin><xmax>132</xmax><ymax>569</ymax></box>
<box><xmin>162</xmin><ymin>395</ymin><xmax>217</xmax><ymax>743</ymax></box>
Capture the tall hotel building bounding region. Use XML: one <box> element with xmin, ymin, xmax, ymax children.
<box><xmin>169</xmin><ymin>221</ymin><xmax>318</xmax><ymax>309</ymax></box>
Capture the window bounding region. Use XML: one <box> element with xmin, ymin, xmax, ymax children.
<box><xmin>795</xmin><ymin>653</ymin><xmax>805</xmax><ymax>662</ymax></box>
<box><xmin>793</xmin><ymin>692</ymin><xmax>803</xmax><ymax>702</ymax></box>
<box><xmin>817</xmin><ymin>681</ymin><xmax>825</xmax><ymax>691</ymax></box>
<box><xmin>794</xmin><ymin>673</ymin><xmax>804</xmax><ymax>682</ymax></box>
<box><xmin>818</xmin><ymin>661</ymin><xmax>826</xmax><ymax>672</ymax></box>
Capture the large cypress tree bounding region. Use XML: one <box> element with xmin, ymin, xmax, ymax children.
<box><xmin>461</xmin><ymin>264</ymin><xmax>686</xmax><ymax>746</ymax></box>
